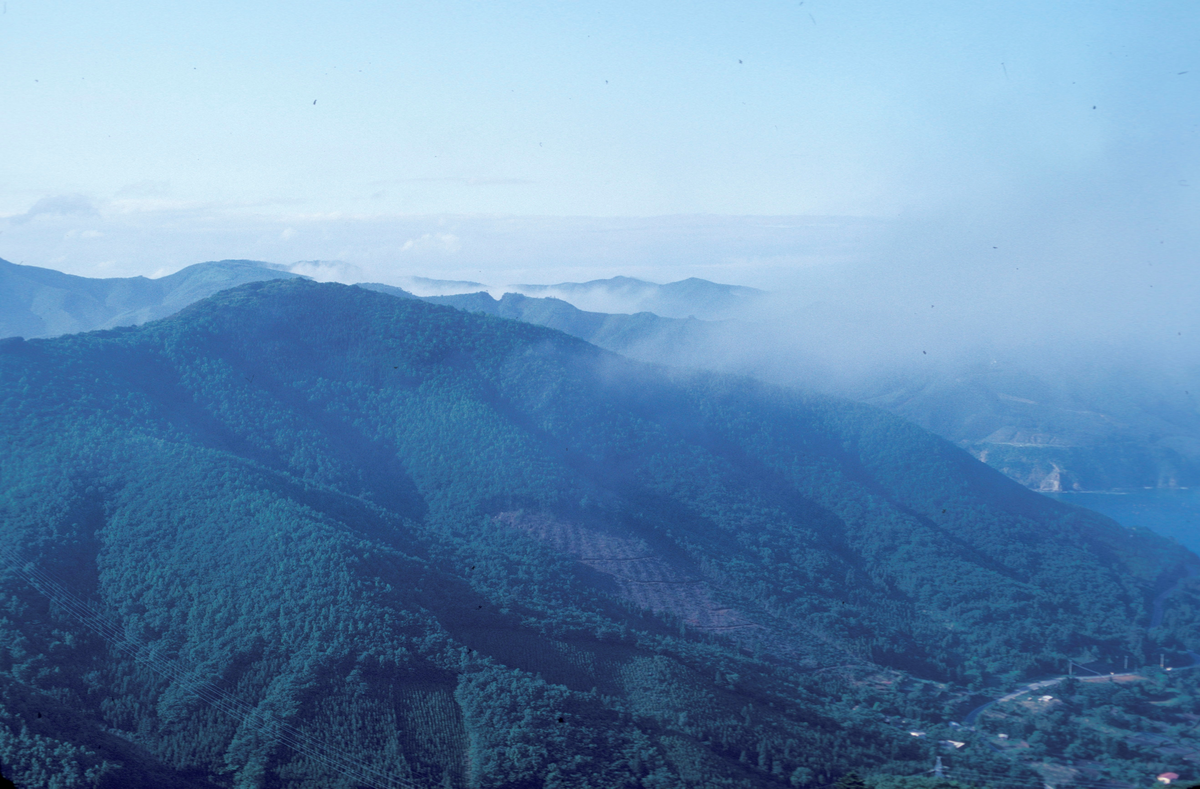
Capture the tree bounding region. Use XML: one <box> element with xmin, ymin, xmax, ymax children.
<box><xmin>836</xmin><ymin>771</ymin><xmax>871</xmax><ymax>789</ymax></box>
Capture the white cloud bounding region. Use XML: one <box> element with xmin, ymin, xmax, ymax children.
<box><xmin>285</xmin><ymin>259</ymin><xmax>362</xmax><ymax>283</ymax></box>
<box><xmin>401</xmin><ymin>233</ymin><xmax>461</xmax><ymax>254</ymax></box>
<box><xmin>11</xmin><ymin>194</ymin><xmax>99</xmax><ymax>224</ymax></box>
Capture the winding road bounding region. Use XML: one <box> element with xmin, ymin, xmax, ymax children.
<box><xmin>962</xmin><ymin>563</ymin><xmax>1200</xmax><ymax>730</ymax></box>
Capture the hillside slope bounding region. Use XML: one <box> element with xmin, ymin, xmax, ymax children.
<box><xmin>416</xmin><ymin>287</ymin><xmax>1200</xmax><ymax>492</ymax></box>
<box><xmin>0</xmin><ymin>279</ymin><xmax>1197</xmax><ymax>788</ymax></box>
<box><xmin>413</xmin><ymin>289</ymin><xmax>715</xmax><ymax>357</ymax></box>
<box><xmin>7</xmin><ymin>256</ymin><xmax>1189</xmax><ymax>494</ymax></box>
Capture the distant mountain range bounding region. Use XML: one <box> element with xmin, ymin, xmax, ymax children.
<box><xmin>507</xmin><ymin>275</ymin><xmax>766</xmax><ymax>320</ymax></box>
<box><xmin>1</xmin><ymin>278</ymin><xmax>1193</xmax><ymax>787</ymax></box>
<box><xmin>359</xmin><ymin>283</ymin><xmax>716</xmax><ymax>359</ymax></box>
<box><xmin>0</xmin><ymin>258</ymin><xmax>298</xmax><ymax>339</ymax></box>
<box><xmin>393</xmin><ymin>274</ymin><xmax>766</xmax><ymax>321</ymax></box>
<box><xmin>853</xmin><ymin>360</ymin><xmax>1200</xmax><ymax>493</ymax></box>
<box><xmin>386</xmin><ymin>287</ymin><xmax>1200</xmax><ymax>493</ymax></box>
<box><xmin>3</xmin><ymin>257</ymin><xmax>1196</xmax><ymax>493</ymax></box>
<box><xmin>388</xmin><ymin>274</ymin><xmax>488</xmax><ymax>297</ymax></box>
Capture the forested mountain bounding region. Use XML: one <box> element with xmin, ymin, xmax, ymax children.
<box><xmin>361</xmin><ymin>285</ymin><xmax>716</xmax><ymax>360</ymax></box>
<box><xmin>379</xmin><ymin>275</ymin><xmax>765</xmax><ymax>321</ymax></box>
<box><xmin>853</xmin><ymin>361</ymin><xmax>1200</xmax><ymax>493</ymax></box>
<box><xmin>505</xmin><ymin>276</ymin><xmax>766</xmax><ymax>320</ymax></box>
<box><xmin>1</xmin><ymin>279</ymin><xmax>1197</xmax><ymax>788</ymax></box>
<box><xmin>411</xmin><ymin>288</ymin><xmax>1200</xmax><ymax>492</ymax></box>
<box><xmin>0</xmin><ymin>258</ymin><xmax>297</xmax><ymax>339</ymax></box>
<box><xmin>7</xmin><ymin>257</ymin><xmax>1191</xmax><ymax>493</ymax></box>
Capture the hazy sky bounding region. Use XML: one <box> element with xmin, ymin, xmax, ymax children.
<box><xmin>0</xmin><ymin>1</ymin><xmax>1196</xmax><ymax>283</ymax></box>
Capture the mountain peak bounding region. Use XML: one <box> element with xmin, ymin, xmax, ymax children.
<box><xmin>1</xmin><ymin>277</ymin><xmax>1196</xmax><ymax>788</ymax></box>
<box><xmin>0</xmin><ymin>258</ymin><xmax>299</xmax><ymax>340</ymax></box>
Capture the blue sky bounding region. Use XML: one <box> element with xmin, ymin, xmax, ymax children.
<box><xmin>0</xmin><ymin>0</ymin><xmax>1196</xmax><ymax>283</ymax></box>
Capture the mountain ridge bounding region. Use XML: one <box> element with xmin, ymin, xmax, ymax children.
<box><xmin>507</xmin><ymin>275</ymin><xmax>765</xmax><ymax>320</ymax></box>
<box><xmin>0</xmin><ymin>278</ymin><xmax>1195</xmax><ymax>787</ymax></box>
<box><xmin>3</xmin><ymin>258</ymin><xmax>1195</xmax><ymax>493</ymax></box>
<box><xmin>0</xmin><ymin>257</ymin><xmax>299</xmax><ymax>339</ymax></box>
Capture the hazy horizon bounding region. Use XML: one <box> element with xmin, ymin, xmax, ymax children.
<box><xmin>2</xmin><ymin>1</ymin><xmax>1195</xmax><ymax>289</ymax></box>
<box><xmin>3</xmin><ymin>4</ymin><xmax>1200</xmax><ymax>784</ymax></box>
<box><xmin>3</xmin><ymin>0</ymin><xmax>1197</xmax><ymax>478</ymax></box>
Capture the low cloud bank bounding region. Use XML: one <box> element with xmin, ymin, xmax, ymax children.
<box><xmin>2</xmin><ymin>183</ymin><xmax>1195</xmax><ymax>399</ymax></box>
<box><xmin>0</xmin><ymin>206</ymin><xmax>879</xmax><ymax>285</ymax></box>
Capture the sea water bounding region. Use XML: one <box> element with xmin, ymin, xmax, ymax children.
<box><xmin>1045</xmin><ymin>489</ymin><xmax>1200</xmax><ymax>556</ymax></box>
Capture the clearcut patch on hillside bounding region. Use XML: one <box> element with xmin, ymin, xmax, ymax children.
<box><xmin>495</xmin><ymin>510</ymin><xmax>758</xmax><ymax>633</ymax></box>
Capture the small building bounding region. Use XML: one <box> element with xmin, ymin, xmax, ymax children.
<box><xmin>1157</xmin><ymin>773</ymin><xmax>1180</xmax><ymax>784</ymax></box>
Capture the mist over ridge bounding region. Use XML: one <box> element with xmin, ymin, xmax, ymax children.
<box><xmin>5</xmin><ymin>243</ymin><xmax>1198</xmax><ymax>494</ymax></box>
<box><xmin>3</xmin><ymin>1</ymin><xmax>1198</xmax><ymax>786</ymax></box>
<box><xmin>3</xmin><ymin>276</ymin><xmax>1198</xmax><ymax>787</ymax></box>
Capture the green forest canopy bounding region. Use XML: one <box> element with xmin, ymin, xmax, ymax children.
<box><xmin>0</xmin><ymin>279</ymin><xmax>1196</xmax><ymax>788</ymax></box>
